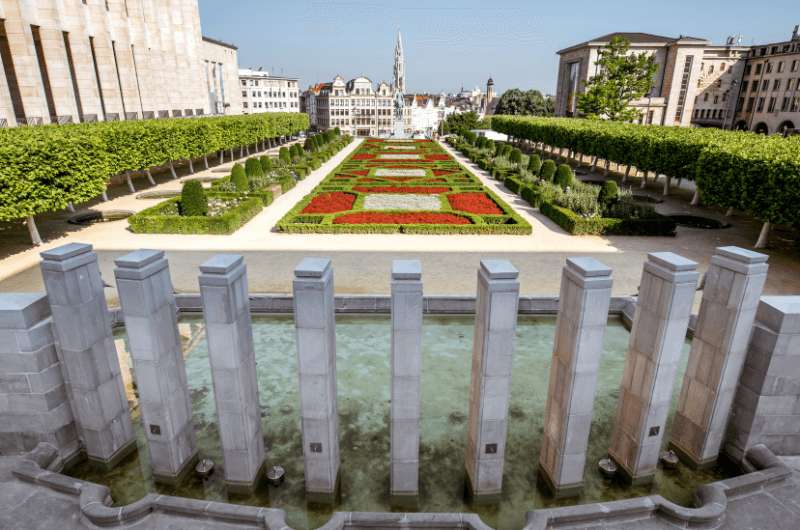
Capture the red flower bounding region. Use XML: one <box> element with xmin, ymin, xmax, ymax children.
<box><xmin>351</xmin><ymin>170</ymin><xmax>369</xmax><ymax>176</ymax></box>
<box><xmin>448</xmin><ymin>193</ymin><xmax>502</xmax><ymax>214</ymax></box>
<box><xmin>353</xmin><ymin>186</ymin><xmax>449</xmax><ymax>194</ymax></box>
<box><xmin>352</xmin><ymin>154</ymin><xmax>375</xmax><ymax>160</ymax></box>
<box><xmin>302</xmin><ymin>192</ymin><xmax>356</xmax><ymax>214</ymax></box>
<box><xmin>425</xmin><ymin>154</ymin><xmax>450</xmax><ymax>161</ymax></box>
<box><xmin>433</xmin><ymin>169</ymin><xmax>457</xmax><ymax>176</ymax></box>
<box><xmin>334</xmin><ymin>212</ymin><xmax>471</xmax><ymax>225</ymax></box>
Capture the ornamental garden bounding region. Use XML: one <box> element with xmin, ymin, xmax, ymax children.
<box><xmin>276</xmin><ymin>138</ymin><xmax>530</xmax><ymax>234</ymax></box>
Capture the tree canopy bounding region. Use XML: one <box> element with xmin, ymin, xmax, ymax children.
<box><xmin>441</xmin><ymin>111</ymin><xmax>491</xmax><ymax>134</ymax></box>
<box><xmin>493</xmin><ymin>89</ymin><xmax>554</xmax><ymax>116</ymax></box>
<box><xmin>577</xmin><ymin>36</ymin><xmax>657</xmax><ymax>121</ymax></box>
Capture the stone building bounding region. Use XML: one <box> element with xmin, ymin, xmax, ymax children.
<box><xmin>0</xmin><ymin>0</ymin><xmax>240</xmax><ymax>128</ymax></box>
<box><xmin>239</xmin><ymin>68</ymin><xmax>299</xmax><ymax>115</ymax></box>
<box><xmin>202</xmin><ymin>36</ymin><xmax>241</xmax><ymax>117</ymax></box>
<box><xmin>555</xmin><ymin>26</ymin><xmax>800</xmax><ymax>133</ymax></box>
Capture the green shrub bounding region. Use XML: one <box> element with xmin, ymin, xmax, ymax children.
<box><xmin>540</xmin><ymin>200</ymin><xmax>675</xmax><ymax>236</ymax></box>
<box><xmin>245</xmin><ymin>158</ymin><xmax>263</xmax><ymax>178</ymax></box>
<box><xmin>528</xmin><ymin>154</ymin><xmax>542</xmax><ymax>175</ymax></box>
<box><xmin>130</xmin><ymin>195</ymin><xmax>262</xmax><ymax>234</ymax></box>
<box><xmin>510</xmin><ymin>148</ymin><xmax>523</xmax><ymax>164</ymax></box>
<box><xmin>555</xmin><ymin>164</ymin><xmax>574</xmax><ymax>190</ymax></box>
<box><xmin>259</xmin><ymin>156</ymin><xmax>273</xmax><ymax>173</ymax></box>
<box><xmin>231</xmin><ymin>164</ymin><xmax>248</xmax><ymax>192</ymax></box>
<box><xmin>540</xmin><ymin>159</ymin><xmax>557</xmax><ymax>181</ymax></box>
<box><xmin>179</xmin><ymin>180</ymin><xmax>207</xmax><ymax>217</ymax></box>
<box><xmin>279</xmin><ymin>147</ymin><xmax>290</xmax><ymax>163</ymax></box>
<box><xmin>598</xmin><ymin>180</ymin><xmax>619</xmax><ymax>207</ymax></box>
<box><xmin>504</xmin><ymin>176</ymin><xmax>524</xmax><ymax>194</ymax></box>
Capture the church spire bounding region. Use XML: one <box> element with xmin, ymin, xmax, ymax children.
<box><xmin>393</xmin><ymin>30</ymin><xmax>405</xmax><ymax>93</ymax></box>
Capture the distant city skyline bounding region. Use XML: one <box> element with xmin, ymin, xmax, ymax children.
<box><xmin>198</xmin><ymin>0</ymin><xmax>798</xmax><ymax>94</ymax></box>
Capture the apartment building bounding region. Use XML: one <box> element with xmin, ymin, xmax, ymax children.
<box><xmin>239</xmin><ymin>68</ymin><xmax>299</xmax><ymax>114</ymax></box>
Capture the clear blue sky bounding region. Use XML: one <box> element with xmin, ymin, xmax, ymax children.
<box><xmin>198</xmin><ymin>0</ymin><xmax>798</xmax><ymax>95</ymax></box>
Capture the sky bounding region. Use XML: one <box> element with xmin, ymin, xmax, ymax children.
<box><xmin>198</xmin><ymin>0</ymin><xmax>799</xmax><ymax>95</ymax></box>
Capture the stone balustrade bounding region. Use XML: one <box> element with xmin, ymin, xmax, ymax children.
<box><xmin>0</xmin><ymin>243</ymin><xmax>796</xmax><ymax>507</ymax></box>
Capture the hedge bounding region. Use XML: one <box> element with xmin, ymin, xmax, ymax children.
<box><xmin>540</xmin><ymin>200</ymin><xmax>676</xmax><ymax>236</ymax></box>
<box><xmin>491</xmin><ymin>116</ymin><xmax>800</xmax><ymax>239</ymax></box>
<box><xmin>0</xmin><ymin>112</ymin><xmax>308</xmax><ymax>241</ymax></box>
<box><xmin>128</xmin><ymin>194</ymin><xmax>263</xmax><ymax>234</ymax></box>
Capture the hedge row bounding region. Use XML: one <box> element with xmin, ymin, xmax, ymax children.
<box><xmin>491</xmin><ymin>116</ymin><xmax>800</xmax><ymax>228</ymax></box>
<box><xmin>0</xmin><ymin>112</ymin><xmax>309</xmax><ymax>224</ymax></box>
<box><xmin>128</xmin><ymin>194</ymin><xmax>264</xmax><ymax>235</ymax></box>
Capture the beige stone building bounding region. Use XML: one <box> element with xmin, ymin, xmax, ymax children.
<box><xmin>0</xmin><ymin>0</ymin><xmax>240</xmax><ymax>127</ymax></box>
<box><xmin>308</xmin><ymin>75</ymin><xmax>394</xmax><ymax>137</ymax></box>
<box><xmin>239</xmin><ymin>68</ymin><xmax>299</xmax><ymax>115</ymax></box>
<box><xmin>555</xmin><ymin>27</ymin><xmax>800</xmax><ymax>133</ymax></box>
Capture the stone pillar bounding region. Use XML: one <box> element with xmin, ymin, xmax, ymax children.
<box><xmin>294</xmin><ymin>258</ymin><xmax>339</xmax><ymax>502</ymax></box>
<box><xmin>539</xmin><ymin>258</ymin><xmax>613</xmax><ymax>497</ymax></box>
<box><xmin>608</xmin><ymin>252</ymin><xmax>698</xmax><ymax>484</ymax></box>
<box><xmin>114</xmin><ymin>250</ymin><xmax>197</xmax><ymax>485</ymax></box>
<box><xmin>0</xmin><ymin>293</ymin><xmax>79</xmax><ymax>464</ymax></box>
<box><xmin>671</xmin><ymin>247</ymin><xmax>769</xmax><ymax>468</ymax></box>
<box><xmin>199</xmin><ymin>255</ymin><xmax>265</xmax><ymax>494</ymax></box>
<box><xmin>725</xmin><ymin>296</ymin><xmax>800</xmax><ymax>461</ymax></box>
<box><xmin>389</xmin><ymin>260</ymin><xmax>423</xmax><ymax>504</ymax></box>
<box><xmin>465</xmin><ymin>260</ymin><xmax>520</xmax><ymax>502</ymax></box>
<box><xmin>40</xmin><ymin>243</ymin><xmax>135</xmax><ymax>468</ymax></box>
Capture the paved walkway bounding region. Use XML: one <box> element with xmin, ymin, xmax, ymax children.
<box><xmin>0</xmin><ymin>139</ymin><xmax>798</xmax><ymax>301</ymax></box>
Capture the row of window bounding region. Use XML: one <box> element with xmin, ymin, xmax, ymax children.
<box><xmin>741</xmin><ymin>77</ymin><xmax>800</xmax><ymax>94</ymax></box>
<box><xmin>243</xmin><ymin>101</ymin><xmax>298</xmax><ymax>109</ymax></box>
<box><xmin>325</xmin><ymin>98</ymin><xmax>393</xmax><ymax>107</ymax></box>
<box><xmin>744</xmin><ymin>59</ymin><xmax>800</xmax><ymax>76</ymax></box>
<box><xmin>738</xmin><ymin>95</ymin><xmax>800</xmax><ymax>113</ymax></box>
<box><xmin>242</xmin><ymin>79</ymin><xmax>297</xmax><ymax>88</ymax></box>
<box><xmin>750</xmin><ymin>43</ymin><xmax>800</xmax><ymax>58</ymax></box>
<box><xmin>694</xmin><ymin>108</ymin><xmax>727</xmax><ymax>120</ymax></box>
<box><xmin>242</xmin><ymin>90</ymin><xmax>297</xmax><ymax>99</ymax></box>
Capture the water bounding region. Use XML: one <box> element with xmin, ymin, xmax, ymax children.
<box><xmin>68</xmin><ymin>314</ymin><xmax>732</xmax><ymax>530</ymax></box>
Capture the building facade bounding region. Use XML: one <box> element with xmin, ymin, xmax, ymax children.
<box><xmin>202</xmin><ymin>36</ymin><xmax>240</xmax><ymax>117</ymax></box>
<box><xmin>555</xmin><ymin>26</ymin><xmax>800</xmax><ymax>133</ymax></box>
<box><xmin>307</xmin><ymin>75</ymin><xmax>393</xmax><ymax>137</ymax></box>
<box><xmin>239</xmin><ymin>68</ymin><xmax>299</xmax><ymax>114</ymax></box>
<box><xmin>0</xmin><ymin>0</ymin><xmax>239</xmax><ymax>128</ymax></box>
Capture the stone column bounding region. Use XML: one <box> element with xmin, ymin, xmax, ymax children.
<box><xmin>608</xmin><ymin>252</ymin><xmax>698</xmax><ymax>484</ymax></box>
<box><xmin>0</xmin><ymin>293</ymin><xmax>79</xmax><ymax>464</ymax></box>
<box><xmin>539</xmin><ymin>258</ymin><xmax>613</xmax><ymax>497</ymax></box>
<box><xmin>199</xmin><ymin>254</ymin><xmax>265</xmax><ymax>494</ymax></box>
<box><xmin>465</xmin><ymin>260</ymin><xmax>520</xmax><ymax>502</ymax></box>
<box><xmin>389</xmin><ymin>260</ymin><xmax>423</xmax><ymax>504</ymax></box>
<box><xmin>725</xmin><ymin>296</ymin><xmax>800</xmax><ymax>461</ymax></box>
<box><xmin>671</xmin><ymin>247</ymin><xmax>769</xmax><ymax>468</ymax></box>
<box><xmin>40</xmin><ymin>243</ymin><xmax>135</xmax><ymax>468</ymax></box>
<box><xmin>294</xmin><ymin>258</ymin><xmax>339</xmax><ymax>502</ymax></box>
<box><xmin>114</xmin><ymin>250</ymin><xmax>197</xmax><ymax>485</ymax></box>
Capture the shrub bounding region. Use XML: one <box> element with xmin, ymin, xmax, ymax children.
<box><xmin>598</xmin><ymin>180</ymin><xmax>619</xmax><ymax>207</ymax></box>
<box><xmin>555</xmin><ymin>164</ymin><xmax>574</xmax><ymax>190</ymax></box>
<box><xmin>528</xmin><ymin>154</ymin><xmax>542</xmax><ymax>175</ymax></box>
<box><xmin>245</xmin><ymin>157</ymin><xmax>263</xmax><ymax>178</ymax></box>
<box><xmin>279</xmin><ymin>146</ymin><xmax>290</xmax><ymax>164</ymax></box>
<box><xmin>179</xmin><ymin>180</ymin><xmax>207</xmax><ymax>217</ymax></box>
<box><xmin>259</xmin><ymin>155</ymin><xmax>273</xmax><ymax>173</ymax></box>
<box><xmin>130</xmin><ymin>195</ymin><xmax>262</xmax><ymax>234</ymax></box>
<box><xmin>231</xmin><ymin>164</ymin><xmax>248</xmax><ymax>192</ymax></box>
<box><xmin>540</xmin><ymin>159</ymin><xmax>557</xmax><ymax>181</ymax></box>
<box><xmin>510</xmin><ymin>148</ymin><xmax>523</xmax><ymax>164</ymax></box>
<box><xmin>504</xmin><ymin>176</ymin><xmax>524</xmax><ymax>194</ymax></box>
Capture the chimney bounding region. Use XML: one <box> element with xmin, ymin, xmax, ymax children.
<box><xmin>793</xmin><ymin>24</ymin><xmax>799</xmax><ymax>40</ymax></box>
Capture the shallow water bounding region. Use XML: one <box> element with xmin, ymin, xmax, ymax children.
<box><xmin>68</xmin><ymin>314</ymin><xmax>732</xmax><ymax>530</ymax></box>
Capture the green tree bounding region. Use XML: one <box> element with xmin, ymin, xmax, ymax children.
<box><xmin>231</xmin><ymin>163</ymin><xmax>248</xmax><ymax>192</ymax></box>
<box><xmin>528</xmin><ymin>154</ymin><xmax>542</xmax><ymax>175</ymax></box>
<box><xmin>179</xmin><ymin>180</ymin><xmax>207</xmax><ymax>216</ymax></box>
<box><xmin>577</xmin><ymin>36</ymin><xmax>657</xmax><ymax>121</ymax></box>
<box><xmin>442</xmin><ymin>112</ymin><xmax>481</xmax><ymax>134</ymax></box>
<box><xmin>494</xmin><ymin>89</ymin><xmax>554</xmax><ymax>116</ymax></box>
<box><xmin>540</xmin><ymin>159</ymin><xmax>557</xmax><ymax>181</ymax></box>
<box><xmin>245</xmin><ymin>157</ymin><xmax>263</xmax><ymax>178</ymax></box>
<box><xmin>555</xmin><ymin>164</ymin><xmax>575</xmax><ymax>190</ymax></box>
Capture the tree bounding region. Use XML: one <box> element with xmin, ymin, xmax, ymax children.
<box><xmin>494</xmin><ymin>89</ymin><xmax>554</xmax><ymax>116</ymax></box>
<box><xmin>441</xmin><ymin>111</ymin><xmax>491</xmax><ymax>134</ymax></box>
<box><xmin>179</xmin><ymin>181</ymin><xmax>207</xmax><ymax>216</ymax></box>
<box><xmin>577</xmin><ymin>36</ymin><xmax>657</xmax><ymax>121</ymax></box>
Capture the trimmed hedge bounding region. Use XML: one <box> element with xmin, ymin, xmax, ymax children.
<box><xmin>540</xmin><ymin>200</ymin><xmax>676</xmax><ymax>236</ymax></box>
<box><xmin>128</xmin><ymin>194</ymin><xmax>263</xmax><ymax>234</ymax></box>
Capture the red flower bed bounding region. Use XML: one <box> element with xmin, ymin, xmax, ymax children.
<box><xmin>333</xmin><ymin>174</ymin><xmax>353</xmax><ymax>179</ymax></box>
<box><xmin>425</xmin><ymin>154</ymin><xmax>450</xmax><ymax>161</ymax></box>
<box><xmin>379</xmin><ymin>151</ymin><xmax>417</xmax><ymax>155</ymax></box>
<box><xmin>448</xmin><ymin>192</ymin><xmax>502</xmax><ymax>214</ymax></box>
<box><xmin>352</xmin><ymin>154</ymin><xmax>375</xmax><ymax>160</ymax></box>
<box><xmin>353</xmin><ymin>186</ymin><xmax>449</xmax><ymax>194</ymax></box>
<box><xmin>302</xmin><ymin>192</ymin><xmax>356</xmax><ymax>214</ymax></box>
<box><xmin>357</xmin><ymin>177</ymin><xmax>416</xmax><ymax>183</ymax></box>
<box><xmin>433</xmin><ymin>169</ymin><xmax>457</xmax><ymax>176</ymax></box>
<box><xmin>352</xmin><ymin>170</ymin><xmax>369</xmax><ymax>176</ymax></box>
<box><xmin>334</xmin><ymin>212</ymin><xmax>471</xmax><ymax>225</ymax></box>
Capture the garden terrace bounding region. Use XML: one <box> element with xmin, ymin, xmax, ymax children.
<box><xmin>277</xmin><ymin>139</ymin><xmax>531</xmax><ymax>234</ymax></box>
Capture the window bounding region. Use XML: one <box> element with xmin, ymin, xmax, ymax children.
<box><xmin>243</xmin><ymin>102</ymin><xmax>248</xmax><ymax>108</ymax></box>
<box><xmin>704</xmin><ymin>93</ymin><xmax>709</xmax><ymax>101</ymax></box>
<box><xmin>782</xmin><ymin>97</ymin><xmax>790</xmax><ymax>112</ymax></box>
<box><xmin>792</xmin><ymin>60</ymin><xmax>799</xmax><ymax>73</ymax></box>
<box><xmin>778</xmin><ymin>61</ymin><xmax>784</xmax><ymax>73</ymax></box>
<box><xmin>709</xmin><ymin>64</ymin><xmax>715</xmax><ymax>73</ymax></box>
<box><xmin>766</xmin><ymin>62</ymin><xmax>773</xmax><ymax>73</ymax></box>
<box><xmin>757</xmin><ymin>97</ymin><xmax>765</xmax><ymax>112</ymax></box>
<box><xmin>242</xmin><ymin>90</ymin><xmax>246</xmax><ymax>97</ymax></box>
<box><xmin>742</xmin><ymin>80</ymin><xmax>749</xmax><ymax>93</ymax></box>
<box><xmin>737</xmin><ymin>97</ymin><xmax>745</xmax><ymax>111</ymax></box>
<box><xmin>773</xmin><ymin>79</ymin><xmax>781</xmax><ymax>91</ymax></box>
<box><xmin>756</xmin><ymin>63</ymin><xmax>763</xmax><ymax>74</ymax></box>
<box><xmin>747</xmin><ymin>97</ymin><xmax>755</xmax><ymax>111</ymax></box>
<box><xmin>762</xmin><ymin>79</ymin><xmax>769</xmax><ymax>90</ymax></box>
<box><xmin>713</xmin><ymin>95</ymin><xmax>719</xmax><ymax>104</ymax></box>
<box><xmin>768</xmin><ymin>97</ymin><xmax>776</xmax><ymax>112</ymax></box>
<box><xmin>721</xmin><ymin>63</ymin><xmax>727</xmax><ymax>71</ymax></box>
<box><xmin>744</xmin><ymin>64</ymin><xmax>752</xmax><ymax>76</ymax></box>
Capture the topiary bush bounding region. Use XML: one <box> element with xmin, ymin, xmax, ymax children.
<box><xmin>528</xmin><ymin>154</ymin><xmax>542</xmax><ymax>175</ymax></box>
<box><xmin>540</xmin><ymin>159</ymin><xmax>557</xmax><ymax>181</ymax></box>
<box><xmin>231</xmin><ymin>163</ymin><xmax>248</xmax><ymax>192</ymax></box>
<box><xmin>510</xmin><ymin>148</ymin><xmax>523</xmax><ymax>164</ymax></box>
<box><xmin>245</xmin><ymin>158</ymin><xmax>263</xmax><ymax>178</ymax></box>
<box><xmin>598</xmin><ymin>180</ymin><xmax>619</xmax><ymax>207</ymax></box>
<box><xmin>279</xmin><ymin>147</ymin><xmax>290</xmax><ymax>164</ymax></box>
<box><xmin>555</xmin><ymin>164</ymin><xmax>574</xmax><ymax>190</ymax></box>
<box><xmin>259</xmin><ymin>155</ymin><xmax>272</xmax><ymax>173</ymax></box>
<box><xmin>179</xmin><ymin>180</ymin><xmax>207</xmax><ymax>217</ymax></box>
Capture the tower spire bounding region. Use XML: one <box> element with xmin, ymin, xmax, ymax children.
<box><xmin>393</xmin><ymin>30</ymin><xmax>405</xmax><ymax>93</ymax></box>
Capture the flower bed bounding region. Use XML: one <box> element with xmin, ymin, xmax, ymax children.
<box><xmin>129</xmin><ymin>194</ymin><xmax>263</xmax><ymax>235</ymax></box>
<box><xmin>276</xmin><ymin>138</ymin><xmax>530</xmax><ymax>234</ymax></box>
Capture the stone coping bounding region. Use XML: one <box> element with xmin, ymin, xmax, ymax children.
<box><xmin>11</xmin><ymin>443</ymin><xmax>791</xmax><ymax>529</ymax></box>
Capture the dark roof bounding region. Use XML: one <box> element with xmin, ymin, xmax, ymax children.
<box><xmin>202</xmin><ymin>36</ymin><xmax>238</xmax><ymax>51</ymax></box>
<box><xmin>557</xmin><ymin>32</ymin><xmax>706</xmax><ymax>54</ymax></box>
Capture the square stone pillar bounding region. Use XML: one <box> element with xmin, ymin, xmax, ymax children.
<box><xmin>725</xmin><ymin>296</ymin><xmax>800</xmax><ymax>461</ymax></box>
<box><xmin>670</xmin><ymin>246</ymin><xmax>768</xmax><ymax>468</ymax></box>
<box><xmin>390</xmin><ymin>260</ymin><xmax>423</xmax><ymax>504</ymax></box>
<box><xmin>539</xmin><ymin>258</ymin><xmax>613</xmax><ymax>497</ymax></box>
<box><xmin>293</xmin><ymin>258</ymin><xmax>339</xmax><ymax>502</ymax></box>
<box><xmin>199</xmin><ymin>255</ymin><xmax>265</xmax><ymax>494</ymax></box>
<box><xmin>465</xmin><ymin>260</ymin><xmax>520</xmax><ymax>502</ymax></box>
<box><xmin>0</xmin><ymin>293</ymin><xmax>79</xmax><ymax>464</ymax></box>
<box><xmin>114</xmin><ymin>250</ymin><xmax>197</xmax><ymax>485</ymax></box>
<box><xmin>609</xmin><ymin>252</ymin><xmax>698</xmax><ymax>484</ymax></box>
<box><xmin>40</xmin><ymin>243</ymin><xmax>135</xmax><ymax>468</ymax></box>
